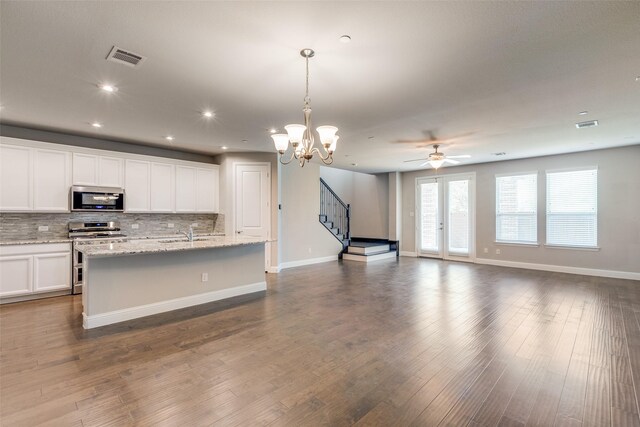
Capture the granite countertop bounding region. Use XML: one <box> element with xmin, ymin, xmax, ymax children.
<box><xmin>76</xmin><ymin>235</ymin><xmax>268</xmax><ymax>257</ymax></box>
<box><xmin>0</xmin><ymin>238</ymin><xmax>72</xmax><ymax>246</ymax></box>
<box><xmin>0</xmin><ymin>233</ymin><xmax>225</xmax><ymax>246</ymax></box>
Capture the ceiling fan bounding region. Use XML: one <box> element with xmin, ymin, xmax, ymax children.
<box><xmin>404</xmin><ymin>144</ymin><xmax>471</xmax><ymax>169</ymax></box>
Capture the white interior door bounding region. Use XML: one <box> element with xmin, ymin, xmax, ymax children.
<box><xmin>234</xmin><ymin>163</ymin><xmax>271</xmax><ymax>269</ymax></box>
<box><xmin>417</xmin><ymin>174</ymin><xmax>475</xmax><ymax>261</ymax></box>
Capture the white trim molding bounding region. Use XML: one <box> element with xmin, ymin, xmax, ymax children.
<box><xmin>83</xmin><ymin>281</ymin><xmax>267</xmax><ymax>329</ymax></box>
<box><xmin>279</xmin><ymin>255</ymin><xmax>338</xmax><ymax>270</ymax></box>
<box><xmin>266</xmin><ymin>266</ymin><xmax>281</xmax><ymax>274</ymax></box>
<box><xmin>400</xmin><ymin>251</ymin><xmax>418</xmax><ymax>257</ymax></box>
<box><xmin>475</xmin><ymin>258</ymin><xmax>640</xmax><ymax>281</ymax></box>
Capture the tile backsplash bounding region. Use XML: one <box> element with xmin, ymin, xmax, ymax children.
<box><xmin>0</xmin><ymin>212</ymin><xmax>224</xmax><ymax>240</ymax></box>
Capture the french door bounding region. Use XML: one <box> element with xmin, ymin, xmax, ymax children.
<box><xmin>416</xmin><ymin>174</ymin><xmax>475</xmax><ymax>261</ymax></box>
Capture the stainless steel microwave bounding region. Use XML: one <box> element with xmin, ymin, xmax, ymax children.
<box><xmin>70</xmin><ymin>186</ymin><xmax>125</xmax><ymax>212</ymax></box>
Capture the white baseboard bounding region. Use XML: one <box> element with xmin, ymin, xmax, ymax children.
<box><xmin>475</xmin><ymin>258</ymin><xmax>640</xmax><ymax>281</ymax></box>
<box><xmin>83</xmin><ymin>281</ymin><xmax>267</xmax><ymax>329</ymax></box>
<box><xmin>266</xmin><ymin>266</ymin><xmax>281</xmax><ymax>273</ymax></box>
<box><xmin>400</xmin><ymin>251</ymin><xmax>417</xmax><ymax>257</ymax></box>
<box><xmin>279</xmin><ymin>255</ymin><xmax>338</xmax><ymax>270</ymax></box>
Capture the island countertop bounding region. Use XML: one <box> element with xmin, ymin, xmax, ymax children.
<box><xmin>77</xmin><ymin>235</ymin><xmax>268</xmax><ymax>257</ymax></box>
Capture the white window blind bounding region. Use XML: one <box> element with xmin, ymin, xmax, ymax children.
<box><xmin>496</xmin><ymin>173</ymin><xmax>537</xmax><ymax>243</ymax></box>
<box><xmin>546</xmin><ymin>168</ymin><xmax>598</xmax><ymax>247</ymax></box>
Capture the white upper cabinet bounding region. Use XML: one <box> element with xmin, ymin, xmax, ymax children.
<box><xmin>150</xmin><ymin>162</ymin><xmax>175</xmax><ymax>212</ymax></box>
<box><xmin>98</xmin><ymin>156</ymin><xmax>124</xmax><ymax>187</ymax></box>
<box><xmin>1</xmin><ymin>137</ymin><xmax>218</xmax><ymax>214</ymax></box>
<box><xmin>125</xmin><ymin>160</ymin><xmax>151</xmax><ymax>212</ymax></box>
<box><xmin>197</xmin><ymin>167</ymin><xmax>219</xmax><ymax>212</ymax></box>
<box><xmin>170</xmin><ymin>164</ymin><xmax>219</xmax><ymax>213</ymax></box>
<box><xmin>0</xmin><ymin>144</ymin><xmax>33</xmax><ymax>211</ymax></box>
<box><xmin>0</xmin><ymin>142</ymin><xmax>70</xmax><ymax>212</ymax></box>
<box><xmin>73</xmin><ymin>153</ymin><xmax>123</xmax><ymax>187</ymax></box>
<box><xmin>72</xmin><ymin>153</ymin><xmax>98</xmax><ymax>185</ymax></box>
<box><xmin>175</xmin><ymin>165</ymin><xmax>198</xmax><ymax>212</ymax></box>
<box><xmin>33</xmin><ymin>149</ymin><xmax>71</xmax><ymax>211</ymax></box>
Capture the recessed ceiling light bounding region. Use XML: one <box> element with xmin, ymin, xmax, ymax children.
<box><xmin>202</xmin><ymin>111</ymin><xmax>214</xmax><ymax>118</ymax></box>
<box><xmin>269</xmin><ymin>128</ymin><xmax>277</xmax><ymax>134</ymax></box>
<box><xmin>165</xmin><ymin>135</ymin><xmax>174</xmax><ymax>141</ymax></box>
<box><xmin>367</xmin><ymin>136</ymin><xmax>375</xmax><ymax>140</ymax></box>
<box><xmin>578</xmin><ymin>111</ymin><xmax>588</xmax><ymax>115</ymax></box>
<box><xmin>242</xmin><ymin>139</ymin><xmax>248</xmax><ymax>143</ymax></box>
<box><xmin>339</xmin><ymin>35</ymin><xmax>352</xmax><ymax>44</ymax></box>
<box><xmin>91</xmin><ymin>122</ymin><xmax>102</xmax><ymax>128</ymax></box>
<box><xmin>636</xmin><ymin>76</ymin><xmax>640</xmax><ymax>82</ymax></box>
<box><xmin>99</xmin><ymin>84</ymin><xmax>117</xmax><ymax>93</ymax></box>
<box><xmin>351</xmin><ymin>162</ymin><xmax>358</xmax><ymax>166</ymax></box>
<box><xmin>221</xmin><ymin>146</ymin><xmax>228</xmax><ymax>150</ymax></box>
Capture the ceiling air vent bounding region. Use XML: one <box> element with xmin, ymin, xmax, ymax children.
<box><xmin>106</xmin><ymin>46</ymin><xmax>146</xmax><ymax>68</ymax></box>
<box><xmin>575</xmin><ymin>120</ymin><xmax>599</xmax><ymax>129</ymax></box>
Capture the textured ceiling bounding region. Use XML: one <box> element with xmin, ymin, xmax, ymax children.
<box><xmin>1</xmin><ymin>1</ymin><xmax>639</xmax><ymax>173</ymax></box>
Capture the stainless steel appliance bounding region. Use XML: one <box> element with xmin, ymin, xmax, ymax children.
<box><xmin>69</xmin><ymin>221</ymin><xmax>127</xmax><ymax>294</ymax></box>
<box><xmin>70</xmin><ymin>186</ymin><xmax>125</xmax><ymax>212</ymax></box>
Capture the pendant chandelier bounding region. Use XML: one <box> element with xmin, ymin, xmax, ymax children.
<box><xmin>271</xmin><ymin>49</ymin><xmax>338</xmax><ymax>167</ymax></box>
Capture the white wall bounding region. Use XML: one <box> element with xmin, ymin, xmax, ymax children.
<box><xmin>320</xmin><ymin>166</ymin><xmax>390</xmax><ymax>239</ymax></box>
<box><xmin>401</xmin><ymin>145</ymin><xmax>640</xmax><ymax>275</ymax></box>
<box><xmin>280</xmin><ymin>162</ymin><xmax>343</xmax><ymax>266</ymax></box>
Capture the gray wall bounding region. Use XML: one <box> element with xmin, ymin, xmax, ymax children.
<box><xmin>401</xmin><ymin>145</ymin><xmax>640</xmax><ymax>274</ymax></box>
<box><xmin>0</xmin><ymin>124</ymin><xmax>216</xmax><ymax>163</ymax></box>
<box><xmin>320</xmin><ymin>166</ymin><xmax>390</xmax><ymax>239</ymax></box>
<box><xmin>280</xmin><ymin>162</ymin><xmax>342</xmax><ymax>264</ymax></box>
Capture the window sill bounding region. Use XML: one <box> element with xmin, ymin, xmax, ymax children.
<box><xmin>544</xmin><ymin>244</ymin><xmax>600</xmax><ymax>251</ymax></box>
<box><xmin>495</xmin><ymin>241</ymin><xmax>539</xmax><ymax>247</ymax></box>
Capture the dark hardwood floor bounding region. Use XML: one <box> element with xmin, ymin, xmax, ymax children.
<box><xmin>1</xmin><ymin>257</ymin><xmax>640</xmax><ymax>426</ymax></box>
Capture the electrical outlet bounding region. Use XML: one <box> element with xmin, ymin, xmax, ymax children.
<box><xmin>38</xmin><ymin>225</ymin><xmax>49</xmax><ymax>232</ymax></box>
<box><xmin>496</xmin><ymin>248</ymin><xmax>501</xmax><ymax>255</ymax></box>
<box><xmin>201</xmin><ymin>273</ymin><xmax>208</xmax><ymax>282</ymax></box>
<box><xmin>167</xmin><ymin>223</ymin><xmax>174</xmax><ymax>228</ymax></box>
<box><xmin>131</xmin><ymin>224</ymin><xmax>139</xmax><ymax>229</ymax></box>
<box><xmin>191</xmin><ymin>223</ymin><xmax>198</xmax><ymax>227</ymax></box>
<box><xmin>483</xmin><ymin>247</ymin><xmax>488</xmax><ymax>254</ymax></box>
<box><xmin>308</xmin><ymin>247</ymin><xmax>312</xmax><ymax>253</ymax></box>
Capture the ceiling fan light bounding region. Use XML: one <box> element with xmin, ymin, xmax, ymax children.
<box><xmin>271</xmin><ymin>134</ymin><xmax>290</xmax><ymax>152</ymax></box>
<box><xmin>429</xmin><ymin>159</ymin><xmax>445</xmax><ymax>169</ymax></box>
<box><xmin>316</xmin><ymin>125</ymin><xmax>338</xmax><ymax>147</ymax></box>
<box><xmin>284</xmin><ymin>124</ymin><xmax>306</xmax><ymax>144</ymax></box>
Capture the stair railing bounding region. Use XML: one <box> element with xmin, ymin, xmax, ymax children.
<box><xmin>319</xmin><ymin>178</ymin><xmax>350</xmax><ymax>249</ymax></box>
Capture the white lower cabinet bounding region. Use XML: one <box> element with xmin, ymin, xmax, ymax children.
<box><xmin>0</xmin><ymin>243</ymin><xmax>71</xmax><ymax>299</ymax></box>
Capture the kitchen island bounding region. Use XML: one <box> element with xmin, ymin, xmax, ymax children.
<box><xmin>77</xmin><ymin>235</ymin><xmax>268</xmax><ymax>329</ymax></box>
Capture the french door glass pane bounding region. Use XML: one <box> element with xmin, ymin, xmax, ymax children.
<box><xmin>419</xmin><ymin>182</ymin><xmax>439</xmax><ymax>252</ymax></box>
<box><xmin>448</xmin><ymin>180</ymin><xmax>469</xmax><ymax>254</ymax></box>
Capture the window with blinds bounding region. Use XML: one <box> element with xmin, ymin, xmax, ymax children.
<box><xmin>546</xmin><ymin>168</ymin><xmax>598</xmax><ymax>247</ymax></box>
<box><xmin>496</xmin><ymin>173</ymin><xmax>538</xmax><ymax>243</ymax></box>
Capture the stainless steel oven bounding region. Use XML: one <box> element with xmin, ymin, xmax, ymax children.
<box><xmin>69</xmin><ymin>222</ymin><xmax>126</xmax><ymax>294</ymax></box>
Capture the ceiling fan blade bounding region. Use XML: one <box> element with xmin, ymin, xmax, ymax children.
<box><xmin>447</xmin><ymin>155</ymin><xmax>471</xmax><ymax>159</ymax></box>
<box><xmin>444</xmin><ymin>158</ymin><xmax>460</xmax><ymax>165</ymax></box>
<box><xmin>404</xmin><ymin>158</ymin><xmax>427</xmax><ymax>163</ymax></box>
<box><xmin>419</xmin><ymin>161</ymin><xmax>430</xmax><ymax>167</ymax></box>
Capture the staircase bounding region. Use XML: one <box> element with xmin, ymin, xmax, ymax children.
<box><xmin>319</xmin><ymin>178</ymin><xmax>350</xmax><ymax>257</ymax></box>
<box><xmin>343</xmin><ymin>238</ymin><xmax>399</xmax><ymax>263</ymax></box>
<box><xmin>319</xmin><ymin>178</ymin><xmax>399</xmax><ymax>262</ymax></box>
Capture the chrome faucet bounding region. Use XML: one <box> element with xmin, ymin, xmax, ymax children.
<box><xmin>179</xmin><ymin>226</ymin><xmax>194</xmax><ymax>242</ymax></box>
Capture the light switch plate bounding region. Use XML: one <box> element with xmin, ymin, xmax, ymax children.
<box><xmin>191</xmin><ymin>223</ymin><xmax>198</xmax><ymax>227</ymax></box>
<box><xmin>131</xmin><ymin>224</ymin><xmax>139</xmax><ymax>229</ymax></box>
<box><xmin>167</xmin><ymin>223</ymin><xmax>174</xmax><ymax>228</ymax></box>
<box><xmin>38</xmin><ymin>225</ymin><xmax>49</xmax><ymax>232</ymax></box>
